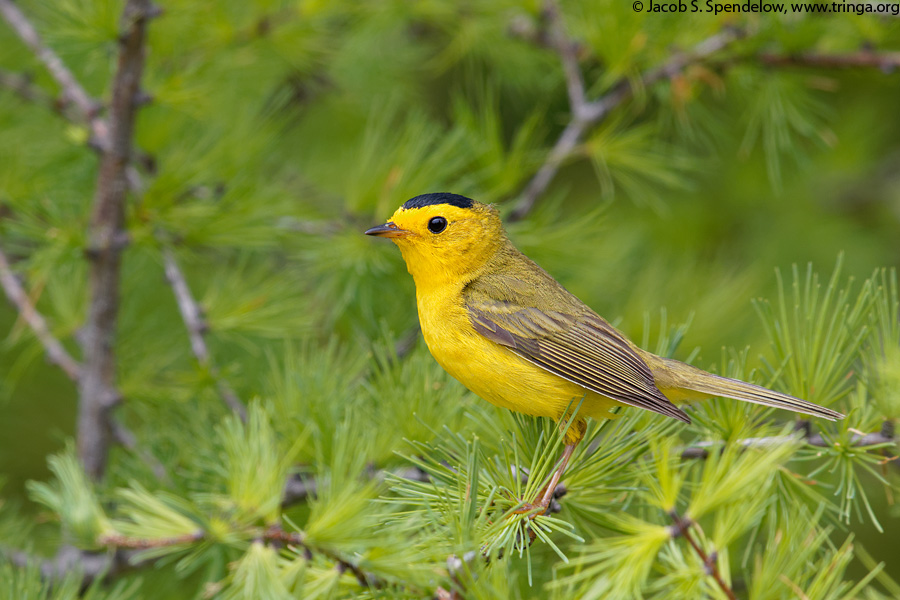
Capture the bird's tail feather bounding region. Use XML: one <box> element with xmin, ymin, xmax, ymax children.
<box><xmin>650</xmin><ymin>356</ymin><xmax>845</xmax><ymax>421</ymax></box>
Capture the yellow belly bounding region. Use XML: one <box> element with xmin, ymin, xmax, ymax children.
<box><xmin>416</xmin><ymin>289</ymin><xmax>621</xmax><ymax>433</ymax></box>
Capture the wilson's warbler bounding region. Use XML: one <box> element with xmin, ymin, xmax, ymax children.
<box><xmin>366</xmin><ymin>193</ymin><xmax>844</xmax><ymax>511</ymax></box>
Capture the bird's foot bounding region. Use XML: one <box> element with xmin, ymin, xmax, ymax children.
<box><xmin>512</xmin><ymin>483</ymin><xmax>567</xmax><ymax>517</ymax></box>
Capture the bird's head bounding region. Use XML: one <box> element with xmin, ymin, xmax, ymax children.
<box><xmin>365</xmin><ymin>193</ymin><xmax>505</xmax><ymax>288</ymax></box>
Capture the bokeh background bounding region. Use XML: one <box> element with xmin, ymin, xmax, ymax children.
<box><xmin>1</xmin><ymin>0</ymin><xmax>899</xmax><ymax>597</ymax></box>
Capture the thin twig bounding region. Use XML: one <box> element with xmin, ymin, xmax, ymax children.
<box><xmin>263</xmin><ymin>525</ymin><xmax>383</xmax><ymax>589</ymax></box>
<box><xmin>96</xmin><ymin>524</ymin><xmax>390</xmax><ymax>590</ymax></box>
<box><xmin>0</xmin><ymin>0</ymin><xmax>106</xmax><ymax>144</ymax></box>
<box><xmin>0</xmin><ymin>68</ymin><xmax>74</xmax><ymax>120</ymax></box>
<box><xmin>680</xmin><ymin>420</ymin><xmax>896</xmax><ymax>459</ymax></box>
<box><xmin>0</xmin><ymin>0</ymin><xmax>146</xmax><ymax>183</ymax></box>
<box><xmin>543</xmin><ymin>0</ymin><xmax>588</xmax><ymax>120</ymax></box>
<box><xmin>162</xmin><ymin>247</ymin><xmax>246</xmax><ymax>420</ymax></box>
<box><xmin>1</xmin><ymin>0</ymin><xmax>234</xmax><ymax>479</ymax></box>
<box><xmin>510</xmin><ymin>3</ymin><xmax>900</xmax><ymax>221</ymax></box>
<box><xmin>757</xmin><ymin>51</ymin><xmax>900</xmax><ymax>71</ymax></box>
<box><xmin>669</xmin><ymin>511</ymin><xmax>736</xmax><ymax>600</ymax></box>
<box><xmin>0</xmin><ymin>247</ymin><xmax>82</xmax><ymax>381</ymax></box>
<box><xmin>78</xmin><ymin>0</ymin><xmax>156</xmax><ymax>480</ymax></box>
<box><xmin>0</xmin><ymin>245</ymin><xmax>170</xmax><ymax>482</ymax></box>
<box><xmin>509</xmin><ymin>11</ymin><xmax>745</xmax><ymax>221</ymax></box>
<box><xmin>99</xmin><ymin>531</ymin><xmax>205</xmax><ymax>549</ymax></box>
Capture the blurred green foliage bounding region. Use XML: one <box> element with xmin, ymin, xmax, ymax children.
<box><xmin>1</xmin><ymin>0</ymin><xmax>899</xmax><ymax>598</ymax></box>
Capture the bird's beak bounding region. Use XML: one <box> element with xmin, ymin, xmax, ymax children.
<box><xmin>364</xmin><ymin>222</ymin><xmax>410</xmax><ymax>238</ymax></box>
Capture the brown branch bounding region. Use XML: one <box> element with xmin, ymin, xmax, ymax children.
<box><xmin>0</xmin><ymin>247</ymin><xmax>82</xmax><ymax>380</ymax></box>
<box><xmin>93</xmin><ymin>524</ymin><xmax>391</xmax><ymax>590</ymax></box>
<box><xmin>78</xmin><ymin>0</ymin><xmax>156</xmax><ymax>480</ymax></box>
<box><xmin>0</xmin><ymin>0</ymin><xmax>106</xmax><ymax>145</ymax></box>
<box><xmin>162</xmin><ymin>247</ymin><xmax>246</xmax><ymax>420</ymax></box>
<box><xmin>99</xmin><ymin>524</ymin><xmax>387</xmax><ymax>590</ymax></box>
<box><xmin>668</xmin><ymin>511</ymin><xmax>736</xmax><ymax>600</ymax></box>
<box><xmin>680</xmin><ymin>421</ymin><xmax>896</xmax><ymax>460</ymax></box>
<box><xmin>757</xmin><ymin>51</ymin><xmax>900</xmax><ymax>71</ymax></box>
<box><xmin>262</xmin><ymin>525</ymin><xmax>383</xmax><ymax>589</ymax></box>
<box><xmin>509</xmin><ymin>13</ymin><xmax>745</xmax><ymax>221</ymax></box>
<box><xmin>99</xmin><ymin>531</ymin><xmax>205</xmax><ymax>549</ymax></box>
<box><xmin>542</xmin><ymin>0</ymin><xmax>589</xmax><ymax>120</ymax></box>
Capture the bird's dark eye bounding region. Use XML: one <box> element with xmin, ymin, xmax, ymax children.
<box><xmin>427</xmin><ymin>216</ymin><xmax>447</xmax><ymax>234</ymax></box>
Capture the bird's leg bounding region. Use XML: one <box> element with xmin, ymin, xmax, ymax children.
<box><xmin>537</xmin><ymin>442</ymin><xmax>576</xmax><ymax>508</ymax></box>
<box><xmin>515</xmin><ymin>441</ymin><xmax>577</xmax><ymax>515</ymax></box>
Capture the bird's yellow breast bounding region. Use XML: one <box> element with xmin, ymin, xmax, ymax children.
<box><xmin>415</xmin><ymin>285</ymin><xmax>619</xmax><ymax>424</ymax></box>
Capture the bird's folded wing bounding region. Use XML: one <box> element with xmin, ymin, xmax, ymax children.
<box><xmin>465</xmin><ymin>299</ymin><xmax>690</xmax><ymax>423</ymax></box>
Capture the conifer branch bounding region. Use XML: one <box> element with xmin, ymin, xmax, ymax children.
<box><xmin>668</xmin><ymin>511</ymin><xmax>736</xmax><ymax>600</ymax></box>
<box><xmin>99</xmin><ymin>531</ymin><xmax>205</xmax><ymax>549</ymax></box>
<box><xmin>0</xmin><ymin>247</ymin><xmax>170</xmax><ymax>482</ymax></box>
<box><xmin>509</xmin><ymin>8</ymin><xmax>745</xmax><ymax>221</ymax></box>
<box><xmin>0</xmin><ymin>68</ymin><xmax>79</xmax><ymax>122</ymax></box>
<box><xmin>3</xmin><ymin>0</ymin><xmax>156</xmax><ymax>481</ymax></box>
<box><xmin>79</xmin><ymin>0</ymin><xmax>156</xmax><ymax>480</ymax></box>
<box><xmin>162</xmin><ymin>247</ymin><xmax>247</xmax><ymax>421</ymax></box>
<box><xmin>679</xmin><ymin>421</ymin><xmax>896</xmax><ymax>459</ymax></box>
<box><xmin>756</xmin><ymin>51</ymin><xmax>900</xmax><ymax>71</ymax></box>
<box><xmin>542</xmin><ymin>0</ymin><xmax>589</xmax><ymax>121</ymax></box>
<box><xmin>0</xmin><ymin>247</ymin><xmax>82</xmax><ymax>381</ymax></box>
<box><xmin>97</xmin><ymin>525</ymin><xmax>389</xmax><ymax>590</ymax></box>
<box><xmin>0</xmin><ymin>0</ymin><xmax>103</xmax><ymax>135</ymax></box>
<box><xmin>509</xmin><ymin>2</ymin><xmax>900</xmax><ymax>221</ymax></box>
<box><xmin>262</xmin><ymin>526</ymin><xmax>384</xmax><ymax>589</ymax></box>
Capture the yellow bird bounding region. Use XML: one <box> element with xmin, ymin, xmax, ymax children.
<box><xmin>365</xmin><ymin>193</ymin><xmax>844</xmax><ymax>511</ymax></box>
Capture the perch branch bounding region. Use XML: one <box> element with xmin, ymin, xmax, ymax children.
<box><xmin>0</xmin><ymin>248</ymin><xmax>82</xmax><ymax>381</ymax></box>
<box><xmin>78</xmin><ymin>0</ymin><xmax>156</xmax><ymax>480</ymax></box>
<box><xmin>162</xmin><ymin>247</ymin><xmax>247</xmax><ymax>420</ymax></box>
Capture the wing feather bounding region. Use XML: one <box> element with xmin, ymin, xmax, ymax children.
<box><xmin>466</xmin><ymin>295</ymin><xmax>690</xmax><ymax>423</ymax></box>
